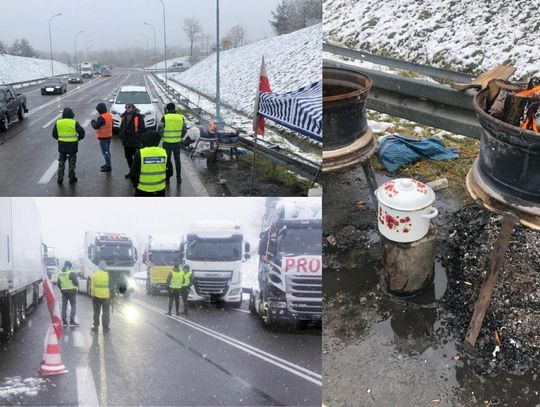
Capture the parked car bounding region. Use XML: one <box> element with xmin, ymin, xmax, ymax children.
<box><xmin>41</xmin><ymin>78</ymin><xmax>67</xmax><ymax>95</ymax></box>
<box><xmin>68</xmin><ymin>74</ymin><xmax>83</xmax><ymax>84</ymax></box>
<box><xmin>108</xmin><ymin>85</ymin><xmax>158</xmax><ymax>132</ymax></box>
<box><xmin>0</xmin><ymin>85</ymin><xmax>27</xmax><ymax>132</ymax></box>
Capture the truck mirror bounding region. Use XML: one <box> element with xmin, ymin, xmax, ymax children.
<box><xmin>245</xmin><ymin>242</ymin><xmax>250</xmax><ymax>253</ymax></box>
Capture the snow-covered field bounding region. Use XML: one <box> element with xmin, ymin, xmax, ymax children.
<box><xmin>0</xmin><ymin>55</ymin><xmax>74</xmax><ymax>84</ymax></box>
<box><xmin>324</xmin><ymin>0</ymin><xmax>540</xmax><ymax>80</ymax></box>
<box><xmin>147</xmin><ymin>56</ymin><xmax>191</xmax><ymax>70</ymax></box>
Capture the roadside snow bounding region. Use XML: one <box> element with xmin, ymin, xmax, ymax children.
<box><xmin>147</xmin><ymin>56</ymin><xmax>191</xmax><ymax>70</ymax></box>
<box><xmin>0</xmin><ymin>376</ymin><xmax>44</xmax><ymax>399</ymax></box>
<box><xmin>0</xmin><ymin>55</ymin><xmax>74</xmax><ymax>84</ymax></box>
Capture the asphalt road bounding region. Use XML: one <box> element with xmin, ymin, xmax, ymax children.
<box><xmin>0</xmin><ymin>286</ymin><xmax>321</xmax><ymax>406</ymax></box>
<box><xmin>0</xmin><ymin>69</ymin><xmax>208</xmax><ymax>197</ymax></box>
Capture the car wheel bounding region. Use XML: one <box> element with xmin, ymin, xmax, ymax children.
<box><xmin>0</xmin><ymin>116</ymin><xmax>8</xmax><ymax>132</ymax></box>
<box><xmin>18</xmin><ymin>107</ymin><xmax>25</xmax><ymax>121</ymax></box>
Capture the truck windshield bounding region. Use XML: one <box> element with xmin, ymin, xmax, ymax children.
<box><xmin>116</xmin><ymin>91</ymin><xmax>151</xmax><ymax>104</ymax></box>
<box><xmin>45</xmin><ymin>258</ymin><xmax>56</xmax><ymax>266</ymax></box>
<box><xmin>149</xmin><ymin>251</ymin><xmax>181</xmax><ymax>265</ymax></box>
<box><xmin>276</xmin><ymin>225</ymin><xmax>321</xmax><ymax>256</ymax></box>
<box><xmin>186</xmin><ymin>238</ymin><xmax>242</xmax><ymax>262</ymax></box>
<box><xmin>96</xmin><ymin>243</ymin><xmax>133</xmax><ymax>262</ymax></box>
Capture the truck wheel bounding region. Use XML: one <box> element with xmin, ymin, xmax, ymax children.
<box><xmin>87</xmin><ymin>279</ymin><xmax>91</xmax><ymax>295</ymax></box>
<box><xmin>146</xmin><ymin>280</ymin><xmax>152</xmax><ymax>296</ymax></box>
<box><xmin>123</xmin><ymin>291</ymin><xmax>131</xmax><ymax>299</ymax></box>
<box><xmin>232</xmin><ymin>293</ymin><xmax>242</xmax><ymax>309</ymax></box>
<box><xmin>18</xmin><ymin>107</ymin><xmax>25</xmax><ymax>121</ymax></box>
<box><xmin>248</xmin><ymin>289</ymin><xmax>257</xmax><ymax>315</ymax></box>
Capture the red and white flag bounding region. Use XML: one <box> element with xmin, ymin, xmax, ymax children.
<box><xmin>253</xmin><ymin>56</ymin><xmax>271</xmax><ymax>136</ymax></box>
<box><xmin>42</xmin><ymin>259</ymin><xmax>63</xmax><ymax>339</ymax></box>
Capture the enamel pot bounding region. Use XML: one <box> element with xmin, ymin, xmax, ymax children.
<box><xmin>375</xmin><ymin>178</ymin><xmax>438</xmax><ymax>243</ymax></box>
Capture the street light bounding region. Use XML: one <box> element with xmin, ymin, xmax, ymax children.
<box><xmin>140</xmin><ymin>33</ymin><xmax>149</xmax><ymax>62</ymax></box>
<box><xmin>48</xmin><ymin>12</ymin><xmax>62</xmax><ymax>76</ymax></box>
<box><xmin>74</xmin><ymin>30</ymin><xmax>84</xmax><ymax>70</ymax></box>
<box><xmin>216</xmin><ymin>0</ymin><xmax>221</xmax><ymax>120</ymax></box>
<box><xmin>158</xmin><ymin>0</ymin><xmax>167</xmax><ymax>84</ymax></box>
<box><xmin>144</xmin><ymin>22</ymin><xmax>157</xmax><ymax>58</ymax></box>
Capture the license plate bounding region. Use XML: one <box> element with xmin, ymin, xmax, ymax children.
<box><xmin>46</xmin><ymin>88</ymin><xmax>54</xmax><ymax>91</ymax></box>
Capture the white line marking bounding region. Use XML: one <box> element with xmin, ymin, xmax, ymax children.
<box><xmin>76</xmin><ymin>366</ymin><xmax>100</xmax><ymax>407</ymax></box>
<box><xmin>42</xmin><ymin>115</ymin><xmax>59</xmax><ymax>128</ymax></box>
<box><xmin>72</xmin><ymin>330</ymin><xmax>85</xmax><ymax>348</ymax></box>
<box><xmin>232</xmin><ymin>308</ymin><xmax>250</xmax><ymax>314</ymax></box>
<box><xmin>38</xmin><ymin>161</ymin><xmax>58</xmax><ymax>184</ymax></box>
<box><xmin>131</xmin><ymin>298</ymin><xmax>322</xmax><ymax>386</ymax></box>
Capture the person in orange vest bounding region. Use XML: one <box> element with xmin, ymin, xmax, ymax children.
<box><xmin>119</xmin><ymin>103</ymin><xmax>145</xmax><ymax>179</ymax></box>
<box><xmin>91</xmin><ymin>103</ymin><xmax>113</xmax><ymax>172</ymax></box>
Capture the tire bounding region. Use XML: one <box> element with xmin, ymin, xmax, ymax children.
<box><xmin>18</xmin><ymin>106</ymin><xmax>25</xmax><ymax>121</ymax></box>
<box><xmin>87</xmin><ymin>278</ymin><xmax>91</xmax><ymax>295</ymax></box>
<box><xmin>123</xmin><ymin>291</ymin><xmax>131</xmax><ymax>299</ymax></box>
<box><xmin>0</xmin><ymin>116</ymin><xmax>8</xmax><ymax>133</ymax></box>
<box><xmin>248</xmin><ymin>289</ymin><xmax>257</xmax><ymax>315</ymax></box>
<box><xmin>231</xmin><ymin>292</ymin><xmax>242</xmax><ymax>309</ymax></box>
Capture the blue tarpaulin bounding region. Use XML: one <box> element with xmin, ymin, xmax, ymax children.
<box><xmin>377</xmin><ymin>134</ymin><xmax>460</xmax><ymax>172</ymax></box>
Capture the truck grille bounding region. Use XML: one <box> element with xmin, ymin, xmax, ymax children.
<box><xmin>194</xmin><ymin>277</ymin><xmax>230</xmax><ymax>296</ymax></box>
<box><xmin>286</xmin><ymin>275</ymin><xmax>322</xmax><ymax>314</ymax></box>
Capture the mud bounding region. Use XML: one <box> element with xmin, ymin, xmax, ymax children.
<box><xmin>323</xmin><ymin>164</ymin><xmax>540</xmax><ymax>406</ymax></box>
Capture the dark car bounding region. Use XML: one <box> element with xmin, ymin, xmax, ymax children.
<box><xmin>68</xmin><ymin>74</ymin><xmax>83</xmax><ymax>84</ymax></box>
<box><xmin>41</xmin><ymin>78</ymin><xmax>67</xmax><ymax>95</ymax></box>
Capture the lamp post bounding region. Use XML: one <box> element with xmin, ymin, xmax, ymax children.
<box><xmin>140</xmin><ymin>33</ymin><xmax>149</xmax><ymax>63</ymax></box>
<box><xmin>144</xmin><ymin>22</ymin><xmax>157</xmax><ymax>58</ymax></box>
<box><xmin>74</xmin><ymin>30</ymin><xmax>84</xmax><ymax>70</ymax></box>
<box><xmin>216</xmin><ymin>0</ymin><xmax>221</xmax><ymax>120</ymax></box>
<box><xmin>158</xmin><ymin>0</ymin><xmax>167</xmax><ymax>84</ymax></box>
<box><xmin>48</xmin><ymin>12</ymin><xmax>62</xmax><ymax>76</ymax></box>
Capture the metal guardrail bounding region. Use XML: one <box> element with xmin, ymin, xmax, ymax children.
<box><xmin>2</xmin><ymin>73</ymin><xmax>73</xmax><ymax>90</ymax></box>
<box><xmin>150</xmin><ymin>73</ymin><xmax>321</xmax><ymax>179</ymax></box>
<box><xmin>324</xmin><ymin>52</ymin><xmax>482</xmax><ymax>139</ymax></box>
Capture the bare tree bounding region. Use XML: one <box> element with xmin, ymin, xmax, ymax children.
<box><xmin>220</xmin><ymin>37</ymin><xmax>234</xmax><ymax>51</ymax></box>
<box><xmin>270</xmin><ymin>0</ymin><xmax>321</xmax><ymax>35</ymax></box>
<box><xmin>0</xmin><ymin>41</ymin><xmax>6</xmax><ymax>55</ymax></box>
<box><xmin>228</xmin><ymin>25</ymin><xmax>247</xmax><ymax>48</ymax></box>
<box><xmin>183</xmin><ymin>17</ymin><xmax>202</xmax><ymax>57</ymax></box>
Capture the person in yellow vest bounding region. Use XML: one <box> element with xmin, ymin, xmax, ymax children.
<box><xmin>91</xmin><ymin>102</ymin><xmax>113</xmax><ymax>172</ymax></box>
<box><xmin>180</xmin><ymin>264</ymin><xmax>193</xmax><ymax>315</ymax></box>
<box><xmin>165</xmin><ymin>259</ymin><xmax>183</xmax><ymax>316</ymax></box>
<box><xmin>52</xmin><ymin>107</ymin><xmax>85</xmax><ymax>184</ymax></box>
<box><xmin>57</xmin><ymin>261</ymin><xmax>79</xmax><ymax>327</ymax></box>
<box><xmin>159</xmin><ymin>103</ymin><xmax>186</xmax><ymax>184</ymax></box>
<box><xmin>130</xmin><ymin>129</ymin><xmax>172</xmax><ymax>196</ymax></box>
<box><xmin>90</xmin><ymin>261</ymin><xmax>111</xmax><ymax>332</ymax></box>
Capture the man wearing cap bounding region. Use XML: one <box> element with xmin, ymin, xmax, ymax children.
<box><xmin>181</xmin><ymin>264</ymin><xmax>193</xmax><ymax>314</ymax></box>
<box><xmin>52</xmin><ymin>107</ymin><xmax>85</xmax><ymax>184</ymax></box>
<box><xmin>158</xmin><ymin>102</ymin><xmax>186</xmax><ymax>184</ymax></box>
<box><xmin>119</xmin><ymin>103</ymin><xmax>145</xmax><ymax>179</ymax></box>
<box><xmin>57</xmin><ymin>261</ymin><xmax>79</xmax><ymax>327</ymax></box>
<box><xmin>90</xmin><ymin>261</ymin><xmax>111</xmax><ymax>332</ymax></box>
<box><xmin>130</xmin><ymin>129</ymin><xmax>172</xmax><ymax>196</ymax></box>
<box><xmin>165</xmin><ymin>259</ymin><xmax>183</xmax><ymax>316</ymax></box>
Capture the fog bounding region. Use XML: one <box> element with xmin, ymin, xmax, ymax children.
<box><xmin>1</xmin><ymin>0</ymin><xmax>281</xmax><ymax>53</ymax></box>
<box><xmin>34</xmin><ymin>197</ymin><xmax>270</xmax><ymax>260</ymax></box>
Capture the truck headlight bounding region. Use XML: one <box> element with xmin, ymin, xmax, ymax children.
<box><xmin>229</xmin><ymin>288</ymin><xmax>241</xmax><ymax>296</ymax></box>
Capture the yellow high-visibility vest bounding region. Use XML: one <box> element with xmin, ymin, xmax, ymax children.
<box><xmin>162</xmin><ymin>113</ymin><xmax>184</xmax><ymax>144</ymax></box>
<box><xmin>138</xmin><ymin>147</ymin><xmax>167</xmax><ymax>192</ymax></box>
<box><xmin>91</xmin><ymin>270</ymin><xmax>110</xmax><ymax>299</ymax></box>
<box><xmin>169</xmin><ymin>270</ymin><xmax>183</xmax><ymax>289</ymax></box>
<box><xmin>58</xmin><ymin>269</ymin><xmax>76</xmax><ymax>292</ymax></box>
<box><xmin>56</xmin><ymin>118</ymin><xmax>78</xmax><ymax>143</ymax></box>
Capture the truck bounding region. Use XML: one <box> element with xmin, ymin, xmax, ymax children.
<box><xmin>0</xmin><ymin>198</ymin><xmax>43</xmax><ymax>338</ymax></box>
<box><xmin>143</xmin><ymin>234</ymin><xmax>182</xmax><ymax>295</ymax></box>
<box><xmin>43</xmin><ymin>245</ymin><xmax>59</xmax><ymax>284</ymax></box>
<box><xmin>249</xmin><ymin>198</ymin><xmax>322</xmax><ymax>327</ymax></box>
<box><xmin>181</xmin><ymin>221</ymin><xmax>250</xmax><ymax>307</ymax></box>
<box><xmin>0</xmin><ymin>85</ymin><xmax>28</xmax><ymax>132</ymax></box>
<box><xmin>80</xmin><ymin>62</ymin><xmax>94</xmax><ymax>78</ymax></box>
<box><xmin>77</xmin><ymin>232</ymin><xmax>137</xmax><ymax>298</ymax></box>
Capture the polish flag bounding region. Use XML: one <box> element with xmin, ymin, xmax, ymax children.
<box><xmin>42</xmin><ymin>259</ymin><xmax>63</xmax><ymax>339</ymax></box>
<box><xmin>253</xmin><ymin>56</ymin><xmax>272</xmax><ymax>136</ymax></box>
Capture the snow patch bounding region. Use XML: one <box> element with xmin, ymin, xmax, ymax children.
<box><xmin>0</xmin><ymin>376</ymin><xmax>45</xmax><ymax>399</ymax></box>
<box><xmin>0</xmin><ymin>55</ymin><xmax>74</xmax><ymax>85</ymax></box>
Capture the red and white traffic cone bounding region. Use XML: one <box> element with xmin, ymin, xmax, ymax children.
<box><xmin>39</xmin><ymin>325</ymin><xmax>68</xmax><ymax>376</ymax></box>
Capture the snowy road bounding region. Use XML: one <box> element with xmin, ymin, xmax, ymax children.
<box><xmin>0</xmin><ymin>286</ymin><xmax>321</xmax><ymax>406</ymax></box>
<box><xmin>0</xmin><ymin>69</ymin><xmax>207</xmax><ymax>197</ymax></box>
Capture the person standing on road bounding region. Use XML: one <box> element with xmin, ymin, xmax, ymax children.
<box><xmin>181</xmin><ymin>264</ymin><xmax>193</xmax><ymax>315</ymax></box>
<box><xmin>119</xmin><ymin>103</ymin><xmax>145</xmax><ymax>179</ymax></box>
<box><xmin>90</xmin><ymin>261</ymin><xmax>111</xmax><ymax>333</ymax></box>
<box><xmin>52</xmin><ymin>107</ymin><xmax>85</xmax><ymax>184</ymax></box>
<box><xmin>159</xmin><ymin>103</ymin><xmax>186</xmax><ymax>184</ymax></box>
<box><xmin>91</xmin><ymin>102</ymin><xmax>113</xmax><ymax>172</ymax></box>
<box><xmin>165</xmin><ymin>260</ymin><xmax>183</xmax><ymax>316</ymax></box>
<box><xmin>57</xmin><ymin>261</ymin><xmax>79</xmax><ymax>327</ymax></box>
<box><xmin>130</xmin><ymin>129</ymin><xmax>172</xmax><ymax>196</ymax></box>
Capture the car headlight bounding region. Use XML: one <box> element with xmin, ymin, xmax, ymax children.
<box><xmin>55</xmin><ymin>86</ymin><xmax>60</xmax><ymax>88</ymax></box>
<box><xmin>144</xmin><ymin>111</ymin><xmax>153</xmax><ymax>116</ymax></box>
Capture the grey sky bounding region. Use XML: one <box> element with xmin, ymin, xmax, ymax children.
<box><xmin>34</xmin><ymin>197</ymin><xmax>273</xmax><ymax>260</ymax></box>
<box><xmin>1</xmin><ymin>0</ymin><xmax>281</xmax><ymax>53</ymax></box>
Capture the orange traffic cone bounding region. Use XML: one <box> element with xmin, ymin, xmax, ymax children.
<box><xmin>39</xmin><ymin>325</ymin><xmax>68</xmax><ymax>376</ymax></box>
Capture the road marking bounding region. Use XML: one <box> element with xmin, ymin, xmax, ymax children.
<box><xmin>232</xmin><ymin>308</ymin><xmax>250</xmax><ymax>314</ymax></box>
<box><xmin>38</xmin><ymin>161</ymin><xmax>58</xmax><ymax>184</ymax></box>
<box><xmin>76</xmin><ymin>366</ymin><xmax>100</xmax><ymax>407</ymax></box>
<box><xmin>72</xmin><ymin>330</ymin><xmax>85</xmax><ymax>348</ymax></box>
<box><xmin>131</xmin><ymin>298</ymin><xmax>322</xmax><ymax>386</ymax></box>
<box><xmin>42</xmin><ymin>115</ymin><xmax>59</xmax><ymax>128</ymax></box>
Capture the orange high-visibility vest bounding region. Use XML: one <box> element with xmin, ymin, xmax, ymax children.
<box><xmin>96</xmin><ymin>113</ymin><xmax>113</xmax><ymax>139</ymax></box>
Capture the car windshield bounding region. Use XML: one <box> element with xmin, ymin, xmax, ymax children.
<box><xmin>115</xmin><ymin>91</ymin><xmax>151</xmax><ymax>104</ymax></box>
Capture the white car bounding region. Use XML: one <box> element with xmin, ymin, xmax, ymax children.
<box><xmin>109</xmin><ymin>85</ymin><xmax>159</xmax><ymax>132</ymax></box>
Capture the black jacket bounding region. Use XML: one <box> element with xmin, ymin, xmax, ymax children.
<box><xmin>91</xmin><ymin>102</ymin><xmax>107</xmax><ymax>130</ymax></box>
<box><xmin>119</xmin><ymin>110</ymin><xmax>145</xmax><ymax>148</ymax></box>
<box><xmin>52</xmin><ymin>107</ymin><xmax>85</xmax><ymax>154</ymax></box>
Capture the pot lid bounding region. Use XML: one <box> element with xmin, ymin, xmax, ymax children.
<box><xmin>376</xmin><ymin>178</ymin><xmax>435</xmax><ymax>211</ymax></box>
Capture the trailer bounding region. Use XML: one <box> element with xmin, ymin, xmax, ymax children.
<box><xmin>0</xmin><ymin>198</ymin><xmax>43</xmax><ymax>338</ymax></box>
<box><xmin>182</xmin><ymin>221</ymin><xmax>250</xmax><ymax>307</ymax></box>
<box><xmin>78</xmin><ymin>232</ymin><xmax>137</xmax><ymax>298</ymax></box>
<box><xmin>249</xmin><ymin>198</ymin><xmax>322</xmax><ymax>327</ymax></box>
<box><xmin>143</xmin><ymin>234</ymin><xmax>182</xmax><ymax>295</ymax></box>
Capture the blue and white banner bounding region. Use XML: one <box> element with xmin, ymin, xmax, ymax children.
<box><xmin>257</xmin><ymin>81</ymin><xmax>322</xmax><ymax>142</ymax></box>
